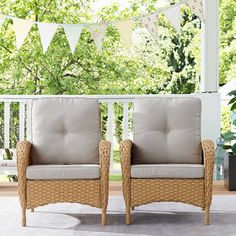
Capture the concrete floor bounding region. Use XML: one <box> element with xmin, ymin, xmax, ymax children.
<box><xmin>0</xmin><ymin>195</ymin><xmax>236</xmax><ymax>236</ymax></box>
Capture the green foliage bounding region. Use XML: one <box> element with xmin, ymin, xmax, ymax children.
<box><xmin>0</xmin><ymin>0</ymin><xmax>234</xmax><ymax>93</ymax></box>
<box><xmin>219</xmin><ymin>0</ymin><xmax>236</xmax><ymax>84</ymax></box>
<box><xmin>222</xmin><ymin>90</ymin><xmax>236</xmax><ymax>156</ymax></box>
<box><xmin>0</xmin><ymin>0</ymin><xmax>202</xmax><ymax>96</ymax></box>
<box><xmin>114</xmin><ymin>103</ymin><xmax>123</xmax><ymax>143</ymax></box>
<box><xmin>221</xmin><ymin>105</ymin><xmax>231</xmax><ymax>133</ymax></box>
<box><xmin>226</xmin><ymin>90</ymin><xmax>236</xmax><ymax>112</ymax></box>
<box><xmin>109</xmin><ymin>174</ymin><xmax>122</xmax><ymax>181</ymax></box>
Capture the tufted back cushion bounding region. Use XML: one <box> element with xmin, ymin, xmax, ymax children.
<box><xmin>30</xmin><ymin>98</ymin><xmax>100</xmax><ymax>165</ymax></box>
<box><xmin>132</xmin><ymin>98</ymin><xmax>202</xmax><ymax>164</ymax></box>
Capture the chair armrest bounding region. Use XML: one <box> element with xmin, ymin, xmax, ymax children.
<box><xmin>202</xmin><ymin>139</ymin><xmax>214</xmax><ymax>178</ymax></box>
<box><xmin>16</xmin><ymin>141</ymin><xmax>32</xmax><ymax>178</ymax></box>
<box><xmin>202</xmin><ymin>139</ymin><xmax>214</xmax><ymax>206</ymax></box>
<box><xmin>16</xmin><ymin>141</ymin><xmax>31</xmax><ymax>209</ymax></box>
<box><xmin>120</xmin><ymin>139</ymin><xmax>132</xmax><ymax>212</ymax></box>
<box><xmin>99</xmin><ymin>140</ymin><xmax>111</xmax><ymax>211</ymax></box>
<box><xmin>99</xmin><ymin>140</ymin><xmax>111</xmax><ymax>177</ymax></box>
<box><xmin>120</xmin><ymin>139</ymin><xmax>133</xmax><ymax>179</ymax></box>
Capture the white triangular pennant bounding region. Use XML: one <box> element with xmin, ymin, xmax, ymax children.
<box><xmin>63</xmin><ymin>24</ymin><xmax>83</xmax><ymax>54</ymax></box>
<box><xmin>184</xmin><ymin>0</ymin><xmax>205</xmax><ymax>22</ymax></box>
<box><xmin>88</xmin><ymin>23</ymin><xmax>108</xmax><ymax>52</ymax></box>
<box><xmin>12</xmin><ymin>18</ymin><xmax>34</xmax><ymax>49</ymax></box>
<box><xmin>141</xmin><ymin>13</ymin><xmax>158</xmax><ymax>40</ymax></box>
<box><xmin>115</xmin><ymin>19</ymin><xmax>134</xmax><ymax>47</ymax></box>
<box><xmin>163</xmin><ymin>4</ymin><xmax>181</xmax><ymax>33</ymax></box>
<box><xmin>37</xmin><ymin>23</ymin><xmax>59</xmax><ymax>53</ymax></box>
<box><xmin>0</xmin><ymin>15</ymin><xmax>6</xmax><ymax>27</ymax></box>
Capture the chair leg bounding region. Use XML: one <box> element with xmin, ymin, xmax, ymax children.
<box><xmin>126</xmin><ymin>207</ymin><xmax>131</xmax><ymax>225</ymax></box>
<box><xmin>204</xmin><ymin>206</ymin><xmax>210</xmax><ymax>225</ymax></box>
<box><xmin>202</xmin><ymin>207</ymin><xmax>205</xmax><ymax>211</ymax></box>
<box><xmin>22</xmin><ymin>207</ymin><xmax>26</xmax><ymax>227</ymax></box>
<box><xmin>131</xmin><ymin>206</ymin><xmax>134</xmax><ymax>210</ymax></box>
<box><xmin>102</xmin><ymin>209</ymin><xmax>106</xmax><ymax>226</ymax></box>
<box><xmin>31</xmin><ymin>208</ymin><xmax>34</xmax><ymax>212</ymax></box>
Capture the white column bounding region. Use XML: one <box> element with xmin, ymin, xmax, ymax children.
<box><xmin>201</xmin><ymin>0</ymin><xmax>219</xmax><ymax>92</ymax></box>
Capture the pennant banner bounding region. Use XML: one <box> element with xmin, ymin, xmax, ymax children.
<box><xmin>0</xmin><ymin>15</ymin><xmax>6</xmax><ymax>27</ymax></box>
<box><xmin>0</xmin><ymin>2</ymin><xmax>205</xmax><ymax>52</ymax></box>
<box><xmin>13</xmin><ymin>18</ymin><xmax>33</xmax><ymax>49</ymax></box>
<box><xmin>163</xmin><ymin>4</ymin><xmax>181</xmax><ymax>33</ymax></box>
<box><xmin>115</xmin><ymin>19</ymin><xmax>134</xmax><ymax>48</ymax></box>
<box><xmin>141</xmin><ymin>13</ymin><xmax>158</xmax><ymax>40</ymax></box>
<box><xmin>37</xmin><ymin>23</ymin><xmax>59</xmax><ymax>53</ymax></box>
<box><xmin>184</xmin><ymin>0</ymin><xmax>205</xmax><ymax>22</ymax></box>
<box><xmin>63</xmin><ymin>24</ymin><xmax>83</xmax><ymax>54</ymax></box>
<box><xmin>88</xmin><ymin>23</ymin><xmax>108</xmax><ymax>52</ymax></box>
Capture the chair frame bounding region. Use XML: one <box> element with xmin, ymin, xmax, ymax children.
<box><xmin>17</xmin><ymin>140</ymin><xmax>110</xmax><ymax>226</ymax></box>
<box><xmin>120</xmin><ymin>139</ymin><xmax>214</xmax><ymax>225</ymax></box>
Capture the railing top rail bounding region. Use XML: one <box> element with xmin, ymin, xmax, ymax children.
<box><xmin>0</xmin><ymin>93</ymin><xmax>205</xmax><ymax>102</ymax></box>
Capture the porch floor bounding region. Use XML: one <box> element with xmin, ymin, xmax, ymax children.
<box><xmin>0</xmin><ymin>181</ymin><xmax>235</xmax><ymax>197</ymax></box>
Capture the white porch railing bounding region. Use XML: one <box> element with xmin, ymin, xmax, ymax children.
<box><xmin>0</xmin><ymin>93</ymin><xmax>221</xmax><ymax>175</ymax></box>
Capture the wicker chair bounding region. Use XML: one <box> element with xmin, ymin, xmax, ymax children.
<box><xmin>120</xmin><ymin>97</ymin><xmax>214</xmax><ymax>225</ymax></box>
<box><xmin>17</xmin><ymin>98</ymin><xmax>110</xmax><ymax>226</ymax></box>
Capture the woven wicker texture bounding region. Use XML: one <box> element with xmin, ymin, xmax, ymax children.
<box><xmin>27</xmin><ymin>180</ymin><xmax>101</xmax><ymax>209</ymax></box>
<box><xmin>120</xmin><ymin>139</ymin><xmax>215</xmax><ymax>225</ymax></box>
<box><xmin>202</xmin><ymin>139</ymin><xmax>215</xmax><ymax>224</ymax></box>
<box><xmin>16</xmin><ymin>141</ymin><xmax>31</xmax><ymax>226</ymax></box>
<box><xmin>99</xmin><ymin>140</ymin><xmax>111</xmax><ymax>225</ymax></box>
<box><xmin>17</xmin><ymin>140</ymin><xmax>111</xmax><ymax>226</ymax></box>
<box><xmin>131</xmin><ymin>179</ymin><xmax>204</xmax><ymax>207</ymax></box>
<box><xmin>120</xmin><ymin>139</ymin><xmax>132</xmax><ymax>224</ymax></box>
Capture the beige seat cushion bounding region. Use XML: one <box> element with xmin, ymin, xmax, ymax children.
<box><xmin>26</xmin><ymin>164</ymin><xmax>100</xmax><ymax>180</ymax></box>
<box><xmin>30</xmin><ymin>98</ymin><xmax>100</xmax><ymax>165</ymax></box>
<box><xmin>132</xmin><ymin>98</ymin><xmax>202</xmax><ymax>164</ymax></box>
<box><xmin>131</xmin><ymin>164</ymin><xmax>204</xmax><ymax>179</ymax></box>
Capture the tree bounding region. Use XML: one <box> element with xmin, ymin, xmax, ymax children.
<box><xmin>219</xmin><ymin>0</ymin><xmax>236</xmax><ymax>84</ymax></box>
<box><xmin>0</xmin><ymin>0</ymin><xmax>201</xmax><ymax>95</ymax></box>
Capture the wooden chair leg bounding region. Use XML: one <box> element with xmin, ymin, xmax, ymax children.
<box><xmin>102</xmin><ymin>209</ymin><xmax>106</xmax><ymax>226</ymax></box>
<box><xmin>22</xmin><ymin>207</ymin><xmax>26</xmax><ymax>227</ymax></box>
<box><xmin>126</xmin><ymin>207</ymin><xmax>131</xmax><ymax>225</ymax></box>
<box><xmin>31</xmin><ymin>208</ymin><xmax>34</xmax><ymax>212</ymax></box>
<box><xmin>131</xmin><ymin>206</ymin><xmax>134</xmax><ymax>210</ymax></box>
<box><xmin>204</xmin><ymin>206</ymin><xmax>210</xmax><ymax>225</ymax></box>
<box><xmin>202</xmin><ymin>207</ymin><xmax>205</xmax><ymax>211</ymax></box>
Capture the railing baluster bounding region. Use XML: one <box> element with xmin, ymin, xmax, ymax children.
<box><xmin>4</xmin><ymin>102</ymin><xmax>10</xmax><ymax>149</ymax></box>
<box><xmin>107</xmin><ymin>102</ymin><xmax>114</xmax><ymax>170</ymax></box>
<box><xmin>26</xmin><ymin>101</ymin><xmax>32</xmax><ymax>141</ymax></box>
<box><xmin>123</xmin><ymin>102</ymin><xmax>129</xmax><ymax>140</ymax></box>
<box><xmin>19</xmin><ymin>102</ymin><xmax>25</xmax><ymax>141</ymax></box>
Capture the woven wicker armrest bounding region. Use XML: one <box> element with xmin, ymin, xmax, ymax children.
<box><xmin>202</xmin><ymin>139</ymin><xmax>214</xmax><ymax>178</ymax></box>
<box><xmin>120</xmin><ymin>139</ymin><xmax>132</xmax><ymax>224</ymax></box>
<box><xmin>99</xmin><ymin>140</ymin><xmax>111</xmax><ymax>221</ymax></box>
<box><xmin>120</xmin><ymin>139</ymin><xmax>132</xmax><ymax>188</ymax></box>
<box><xmin>120</xmin><ymin>139</ymin><xmax>132</xmax><ymax>179</ymax></box>
<box><xmin>202</xmin><ymin>139</ymin><xmax>214</xmax><ymax>209</ymax></box>
<box><xmin>16</xmin><ymin>141</ymin><xmax>32</xmax><ymax>176</ymax></box>
<box><xmin>99</xmin><ymin>140</ymin><xmax>111</xmax><ymax>179</ymax></box>
<box><xmin>16</xmin><ymin>141</ymin><xmax>31</xmax><ymax>218</ymax></box>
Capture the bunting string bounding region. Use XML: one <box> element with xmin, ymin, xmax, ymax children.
<box><xmin>0</xmin><ymin>0</ymin><xmax>204</xmax><ymax>53</ymax></box>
